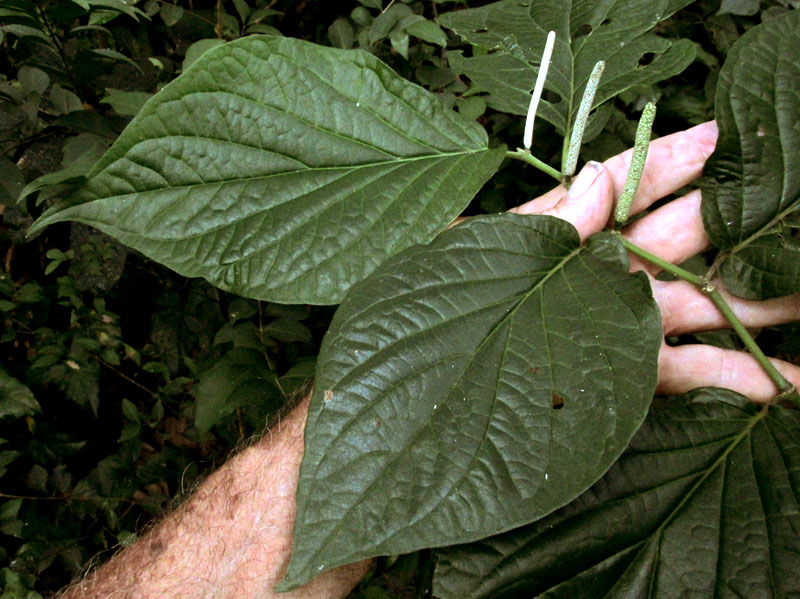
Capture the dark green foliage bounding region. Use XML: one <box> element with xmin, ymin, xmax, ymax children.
<box><xmin>701</xmin><ymin>8</ymin><xmax>800</xmax><ymax>300</ymax></box>
<box><xmin>283</xmin><ymin>218</ymin><xmax>661</xmax><ymax>588</ymax></box>
<box><xmin>31</xmin><ymin>36</ymin><xmax>506</xmax><ymax>304</ymax></box>
<box><xmin>2</xmin><ymin>1</ymin><xmax>799</xmax><ymax>598</ymax></box>
<box><xmin>433</xmin><ymin>389</ymin><xmax>800</xmax><ymax>598</ymax></box>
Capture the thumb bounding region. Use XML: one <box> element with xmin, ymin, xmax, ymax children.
<box><xmin>511</xmin><ymin>161</ymin><xmax>614</xmax><ymax>242</ymax></box>
<box><xmin>544</xmin><ymin>161</ymin><xmax>614</xmax><ymax>242</ymax></box>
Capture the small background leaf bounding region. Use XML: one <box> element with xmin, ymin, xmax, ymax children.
<box><xmin>100</xmin><ymin>90</ymin><xmax>153</xmax><ymax>116</ymax></box>
<box><xmin>701</xmin><ymin>9</ymin><xmax>800</xmax><ymax>300</ymax></box>
<box><xmin>281</xmin><ymin>215</ymin><xmax>661</xmax><ymax>588</ymax></box>
<box><xmin>0</xmin><ymin>157</ymin><xmax>25</xmax><ymax>205</ymax></box>
<box><xmin>433</xmin><ymin>389</ymin><xmax>800</xmax><ymax>599</ymax></box>
<box><xmin>193</xmin><ymin>347</ymin><xmax>279</xmax><ymax>433</ymax></box>
<box><xmin>0</xmin><ymin>368</ymin><xmax>41</xmax><ymax>420</ymax></box>
<box><xmin>405</xmin><ymin>19</ymin><xmax>447</xmax><ymax>47</ymax></box>
<box><xmin>718</xmin><ymin>0</ymin><xmax>760</xmax><ymax>16</ymax></box>
<box><xmin>182</xmin><ymin>38</ymin><xmax>226</xmax><ymax>71</ymax></box>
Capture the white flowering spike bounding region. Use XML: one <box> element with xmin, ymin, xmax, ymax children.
<box><xmin>523</xmin><ymin>30</ymin><xmax>555</xmax><ymax>151</ymax></box>
<box><xmin>564</xmin><ymin>60</ymin><xmax>605</xmax><ymax>176</ymax></box>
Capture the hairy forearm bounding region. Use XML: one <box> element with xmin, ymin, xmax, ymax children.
<box><xmin>57</xmin><ymin>396</ymin><xmax>371</xmax><ymax>599</ymax></box>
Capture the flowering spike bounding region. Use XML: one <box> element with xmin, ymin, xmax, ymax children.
<box><xmin>563</xmin><ymin>60</ymin><xmax>605</xmax><ymax>177</ymax></box>
<box><xmin>523</xmin><ymin>30</ymin><xmax>555</xmax><ymax>151</ymax></box>
<box><xmin>615</xmin><ymin>102</ymin><xmax>657</xmax><ymax>225</ymax></box>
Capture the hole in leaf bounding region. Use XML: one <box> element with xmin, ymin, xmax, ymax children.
<box><xmin>572</xmin><ymin>23</ymin><xmax>593</xmax><ymax>41</ymax></box>
<box><xmin>323</xmin><ymin>389</ymin><xmax>334</xmax><ymax>402</ymax></box>
<box><xmin>551</xmin><ymin>392</ymin><xmax>564</xmax><ymax>410</ymax></box>
<box><xmin>542</xmin><ymin>89</ymin><xmax>561</xmax><ymax>104</ymax></box>
<box><xmin>638</xmin><ymin>52</ymin><xmax>657</xmax><ymax>67</ymax></box>
<box><xmin>600</xmin><ymin>18</ymin><xmax>614</xmax><ymax>26</ymax></box>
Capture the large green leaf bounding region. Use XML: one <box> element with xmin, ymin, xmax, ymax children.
<box><xmin>701</xmin><ymin>9</ymin><xmax>800</xmax><ymax>300</ymax></box>
<box><xmin>31</xmin><ymin>36</ymin><xmax>505</xmax><ymax>304</ymax></box>
<box><xmin>279</xmin><ymin>214</ymin><xmax>661</xmax><ymax>589</ymax></box>
<box><xmin>437</xmin><ymin>0</ymin><xmax>695</xmax><ymax>135</ymax></box>
<box><xmin>433</xmin><ymin>388</ymin><xmax>800</xmax><ymax>599</ymax></box>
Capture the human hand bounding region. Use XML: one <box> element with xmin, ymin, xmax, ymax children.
<box><xmin>510</xmin><ymin>121</ymin><xmax>800</xmax><ymax>402</ymax></box>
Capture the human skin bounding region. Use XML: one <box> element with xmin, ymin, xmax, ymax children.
<box><xmin>57</xmin><ymin>394</ymin><xmax>372</xmax><ymax>599</ymax></box>
<box><xmin>57</xmin><ymin>121</ymin><xmax>800</xmax><ymax>598</ymax></box>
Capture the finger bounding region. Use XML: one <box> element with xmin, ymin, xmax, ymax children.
<box><xmin>513</xmin><ymin>121</ymin><xmax>718</xmax><ymax>225</ymax></box>
<box><xmin>653</xmin><ymin>278</ymin><xmax>800</xmax><ymax>336</ymax></box>
<box><xmin>604</xmin><ymin>120</ymin><xmax>718</xmax><ymax>217</ymax></box>
<box><xmin>623</xmin><ymin>190</ymin><xmax>710</xmax><ymax>274</ymax></box>
<box><xmin>511</xmin><ymin>161</ymin><xmax>613</xmax><ymax>242</ymax></box>
<box><xmin>657</xmin><ymin>343</ymin><xmax>800</xmax><ymax>403</ymax></box>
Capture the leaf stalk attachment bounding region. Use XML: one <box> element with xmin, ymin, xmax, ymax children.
<box><xmin>563</xmin><ymin>61</ymin><xmax>605</xmax><ymax>177</ymax></box>
<box><xmin>523</xmin><ymin>30</ymin><xmax>555</xmax><ymax>151</ymax></box>
<box><xmin>506</xmin><ymin>148</ymin><xmax>562</xmax><ymax>181</ymax></box>
<box><xmin>615</xmin><ymin>102</ymin><xmax>656</xmax><ymax>225</ymax></box>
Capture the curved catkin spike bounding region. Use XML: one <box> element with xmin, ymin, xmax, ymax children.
<box><xmin>563</xmin><ymin>61</ymin><xmax>605</xmax><ymax>177</ymax></box>
<box><xmin>523</xmin><ymin>31</ymin><xmax>555</xmax><ymax>150</ymax></box>
<box><xmin>615</xmin><ymin>102</ymin><xmax>657</xmax><ymax>225</ymax></box>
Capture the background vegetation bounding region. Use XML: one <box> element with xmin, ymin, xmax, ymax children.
<box><xmin>1</xmin><ymin>0</ymin><xmax>798</xmax><ymax>597</ymax></box>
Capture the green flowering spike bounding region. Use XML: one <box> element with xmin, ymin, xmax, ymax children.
<box><xmin>615</xmin><ymin>102</ymin><xmax>657</xmax><ymax>225</ymax></box>
<box><xmin>563</xmin><ymin>61</ymin><xmax>605</xmax><ymax>177</ymax></box>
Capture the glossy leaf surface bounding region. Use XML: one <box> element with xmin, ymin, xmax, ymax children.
<box><xmin>434</xmin><ymin>388</ymin><xmax>800</xmax><ymax>599</ymax></box>
<box><xmin>437</xmin><ymin>0</ymin><xmax>695</xmax><ymax>134</ymax></box>
<box><xmin>281</xmin><ymin>215</ymin><xmax>661</xmax><ymax>588</ymax></box>
<box><xmin>32</xmin><ymin>36</ymin><xmax>505</xmax><ymax>304</ymax></box>
<box><xmin>702</xmin><ymin>10</ymin><xmax>800</xmax><ymax>300</ymax></box>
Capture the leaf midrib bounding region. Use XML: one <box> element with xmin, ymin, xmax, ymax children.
<box><xmin>46</xmin><ymin>148</ymin><xmax>490</xmax><ymax>237</ymax></box>
<box><xmin>616</xmin><ymin>405</ymin><xmax>769</xmax><ymax>593</ymax></box>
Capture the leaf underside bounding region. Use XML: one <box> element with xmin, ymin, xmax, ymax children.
<box><xmin>437</xmin><ymin>0</ymin><xmax>696</xmax><ymax>135</ymax></box>
<box><xmin>433</xmin><ymin>388</ymin><xmax>800</xmax><ymax>599</ymax></box>
<box><xmin>701</xmin><ymin>9</ymin><xmax>800</xmax><ymax>300</ymax></box>
<box><xmin>32</xmin><ymin>36</ymin><xmax>505</xmax><ymax>304</ymax></box>
<box><xmin>280</xmin><ymin>215</ymin><xmax>661</xmax><ymax>589</ymax></box>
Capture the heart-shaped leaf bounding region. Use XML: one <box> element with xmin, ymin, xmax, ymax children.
<box><xmin>31</xmin><ymin>36</ymin><xmax>505</xmax><ymax>304</ymax></box>
<box><xmin>433</xmin><ymin>388</ymin><xmax>800</xmax><ymax>599</ymax></box>
<box><xmin>280</xmin><ymin>214</ymin><xmax>661</xmax><ymax>589</ymax></box>
<box><xmin>437</xmin><ymin>0</ymin><xmax>695</xmax><ymax>135</ymax></box>
<box><xmin>701</xmin><ymin>9</ymin><xmax>800</xmax><ymax>300</ymax></box>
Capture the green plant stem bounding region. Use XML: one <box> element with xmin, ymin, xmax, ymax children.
<box><xmin>617</xmin><ymin>235</ymin><xmax>705</xmax><ymax>286</ymax></box>
<box><xmin>704</xmin><ymin>286</ymin><xmax>798</xmax><ymax>404</ymax></box>
<box><xmin>506</xmin><ymin>149</ymin><xmax>562</xmax><ymax>182</ymax></box>
<box><xmin>36</xmin><ymin>4</ymin><xmax>80</xmax><ymax>98</ymax></box>
<box><xmin>617</xmin><ymin>233</ymin><xmax>799</xmax><ymax>407</ymax></box>
<box><xmin>216</xmin><ymin>0</ymin><xmax>224</xmax><ymax>38</ymax></box>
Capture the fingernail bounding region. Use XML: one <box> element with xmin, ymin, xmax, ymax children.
<box><xmin>694</xmin><ymin>120</ymin><xmax>719</xmax><ymax>159</ymax></box>
<box><xmin>567</xmin><ymin>161</ymin><xmax>603</xmax><ymax>199</ymax></box>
